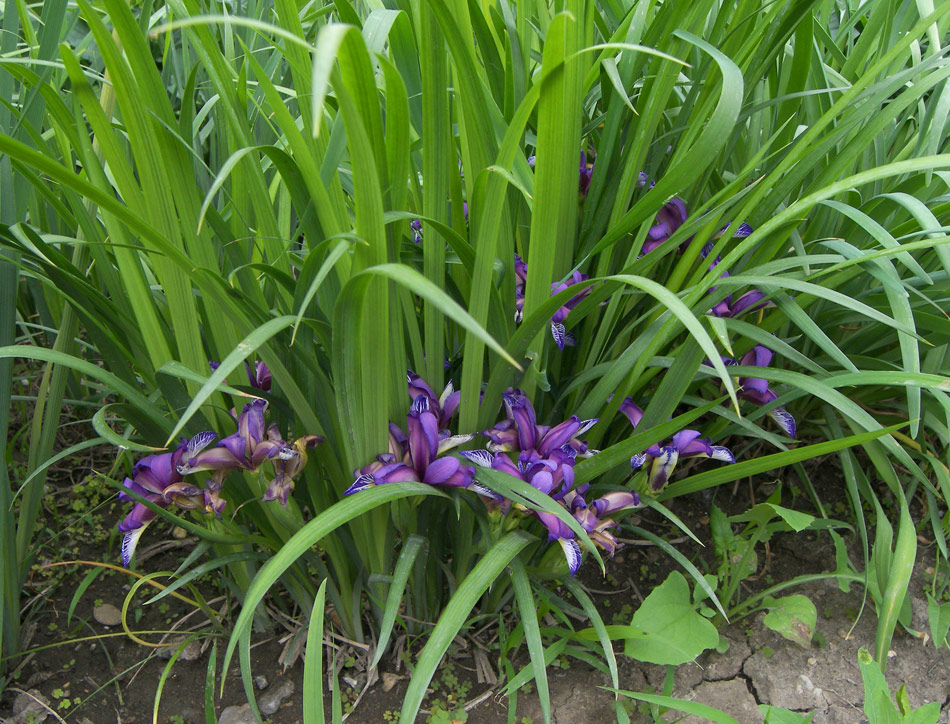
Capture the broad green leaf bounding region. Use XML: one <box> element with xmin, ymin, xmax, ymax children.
<box><xmin>762</xmin><ymin>594</ymin><xmax>817</xmax><ymax>648</ymax></box>
<box><xmin>731</xmin><ymin>504</ymin><xmax>816</xmax><ymax>533</ymax></box>
<box><xmin>760</xmin><ymin>706</ymin><xmax>814</xmax><ymax>723</ymax></box>
<box><xmin>622</xmin><ymin>571</ymin><xmax>719</xmax><ymax>664</ymax></box>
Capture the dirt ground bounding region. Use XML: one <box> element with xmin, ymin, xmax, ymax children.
<box><xmin>2</xmin><ymin>473</ymin><xmax>950</xmax><ymax>724</ymax></box>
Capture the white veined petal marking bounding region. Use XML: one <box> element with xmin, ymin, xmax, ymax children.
<box><xmin>710</xmin><ymin>446</ymin><xmax>735</xmax><ymax>463</ymax></box>
<box><xmin>470</xmin><ymin>482</ymin><xmax>503</xmax><ymax>501</ymax></box>
<box><xmin>769</xmin><ymin>408</ymin><xmax>797</xmax><ymax>438</ymax></box>
<box><xmin>344</xmin><ymin>474</ymin><xmax>375</xmax><ymax>496</ymax></box>
<box><xmin>188</xmin><ymin>431</ymin><xmax>217</xmax><ymax>455</ymax></box>
<box><xmin>459</xmin><ymin>449</ymin><xmax>494</xmax><ymax>468</ymax></box>
<box><xmin>558</xmin><ymin>538</ymin><xmax>582</xmax><ymax>576</ymax></box>
<box><xmin>575</xmin><ymin>418</ymin><xmax>599</xmax><ymax>436</ymax></box>
<box><xmin>121</xmin><ymin>523</ymin><xmax>150</xmax><ymax>568</ymax></box>
<box><xmin>437</xmin><ymin>433</ymin><xmax>476</xmax><ymax>455</ymax></box>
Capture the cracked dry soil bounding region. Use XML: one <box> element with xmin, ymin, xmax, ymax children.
<box><xmin>501</xmin><ymin>496</ymin><xmax>950</xmax><ymax>724</ymax></box>
<box><xmin>505</xmin><ymin>553</ymin><xmax>950</xmax><ymax>724</ymax></box>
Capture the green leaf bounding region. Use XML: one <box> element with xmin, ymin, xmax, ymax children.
<box><xmin>762</xmin><ymin>595</ymin><xmax>817</xmax><ymax>648</ymax></box>
<box><xmin>858</xmin><ymin>647</ymin><xmax>902</xmax><ymax>724</ymax></box>
<box><xmin>511</xmin><ymin>558</ymin><xmax>551</xmax><ymax>724</ymax></box>
<box><xmin>760</xmin><ymin>705</ymin><xmax>814</xmax><ymax>723</ymax></box>
<box><xmin>622</xmin><ymin>571</ymin><xmax>719</xmax><ymax>664</ymax></box>
<box><xmin>926</xmin><ymin>593</ymin><xmax>950</xmax><ymax>650</ymax></box>
<box><xmin>370</xmin><ymin>535</ymin><xmax>426</xmax><ymax>670</ymax></box>
<box><xmin>731</xmin><ymin>503</ymin><xmax>815</xmax><ymax>533</ymax></box>
<box><xmin>611</xmin><ymin>690</ymin><xmax>740</xmax><ymax>724</ymax></box>
<box><xmin>0</xmin><ymin>345</ymin><xmax>167</xmax><ymax>430</ymax></box>
<box><xmin>399</xmin><ymin>532</ymin><xmax>533</xmax><ymax>724</ymax></box>
<box><xmin>222</xmin><ymin>482</ymin><xmax>451</xmax><ymax>710</ymax></box>
<box><xmin>303</xmin><ymin>579</ymin><xmax>328</xmax><ymax>724</ymax></box>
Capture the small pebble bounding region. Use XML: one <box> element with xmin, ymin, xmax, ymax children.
<box><xmin>254</xmin><ymin>675</ymin><xmax>269</xmax><ymax>690</ymax></box>
<box><xmin>807</xmin><ymin>657</ymin><xmax>817</xmax><ymax>666</ymax></box>
<box><xmin>93</xmin><ymin>603</ymin><xmax>122</xmax><ymax>627</ymax></box>
<box><xmin>218</xmin><ymin>704</ymin><xmax>256</xmax><ymax>724</ymax></box>
<box><xmin>259</xmin><ymin>678</ymin><xmax>295</xmax><ymax>716</ymax></box>
<box><xmin>172</xmin><ymin>526</ymin><xmax>188</xmax><ymax>539</ymax></box>
<box><xmin>156</xmin><ymin>638</ymin><xmax>204</xmax><ymax>661</ymax></box>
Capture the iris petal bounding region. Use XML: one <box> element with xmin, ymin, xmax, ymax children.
<box><xmin>344</xmin><ymin>474</ymin><xmax>376</xmax><ymax>496</ymax></box>
<box><xmin>769</xmin><ymin>407</ymin><xmax>797</xmax><ymax>438</ymax></box>
<box><xmin>648</xmin><ymin>447</ymin><xmax>678</xmax><ymax>491</ymax></box>
<box><xmin>710</xmin><ymin>446</ymin><xmax>736</xmax><ymax>463</ymax></box>
<box><xmin>558</xmin><ymin>538</ymin><xmax>582</xmax><ymax>576</ymax></box>
<box><xmin>121</xmin><ymin>523</ymin><xmax>150</xmax><ymax>568</ymax></box>
<box><xmin>575</xmin><ymin>418</ymin><xmax>599</xmax><ymax>436</ymax></box>
<box><xmin>459</xmin><ymin>449</ymin><xmax>494</xmax><ymax>468</ymax></box>
<box><xmin>187</xmin><ymin>431</ymin><xmax>217</xmax><ymax>455</ymax></box>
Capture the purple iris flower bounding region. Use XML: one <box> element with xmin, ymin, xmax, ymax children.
<box><xmin>209</xmin><ymin>359</ymin><xmax>271</xmax><ymax>392</ymax></box>
<box><xmin>562</xmin><ymin>485</ymin><xmax>640</xmax><ymax>557</ymax></box>
<box><xmin>117</xmin><ymin>445</ymin><xmax>188</xmax><ymax>534</ymax></box>
<box><xmin>246</xmin><ymin>361</ymin><xmax>271</xmax><ymax>391</ymax></box>
<box><xmin>513</xmin><ymin>253</ymin><xmax>528</xmax><ymax>324</ymax></box>
<box><xmin>117</xmin><ymin>434</ymin><xmax>224</xmax><ymax>567</ymax></box>
<box><xmin>549</xmin><ymin>271</ymin><xmax>592</xmax><ymax>349</ymax></box>
<box><xmin>464</xmin><ymin>449</ymin><xmax>576</xmax><ymax>502</ymax></box>
<box><xmin>641</xmin><ymin>198</ymin><xmax>689</xmax><ymax>255</ymax></box>
<box><xmin>176</xmin><ymin>399</ymin><xmax>322</xmax><ymax>505</ymax></box>
<box><xmin>729</xmin><ymin>346</ymin><xmax>797</xmax><ymax>438</ymax></box>
<box><xmin>481</xmin><ymin>388</ymin><xmax>597</xmax><ymax>457</ymax></box>
<box><xmin>578</xmin><ymin>151</ymin><xmax>593</xmax><ymax>197</ymax></box>
<box><xmin>261</xmin><ymin>434</ymin><xmax>323</xmax><ymax>506</ymax></box>
<box><xmin>345</xmin><ymin>390</ymin><xmax>475</xmax><ymax>495</ymax></box>
<box><xmin>709</xmin><ymin>289</ymin><xmax>770</xmax><ymax>318</ymax></box>
<box><xmin>178</xmin><ymin>400</ymin><xmax>267</xmax><ymax>474</ymax></box>
<box><xmin>407</xmin><ymin>370</ymin><xmax>460</xmax><ymax>430</ymax></box>
<box><xmin>464</xmin><ymin>449</ymin><xmax>640</xmax><ymax>575</ymax></box>
<box><xmin>464</xmin><ymin>390</ymin><xmax>616</xmax><ymax>575</ymax></box>
<box><xmin>512</xmin><ymin>256</ymin><xmax>592</xmax><ymax>349</ymax></box>
<box><xmin>620</xmin><ymin>399</ymin><xmax>734</xmax><ymax>493</ymax></box>
<box><xmin>461</xmin><ymin>447</ymin><xmax>586</xmax><ymax>574</ymax></box>
<box><xmin>117</xmin><ymin>401</ymin><xmax>320</xmax><ymax>565</ymax></box>
<box><xmin>695</xmin><ymin>223</ymin><xmax>770</xmax><ymax>318</ymax></box>
<box><xmin>696</xmin><ymin>221</ymin><xmax>755</xmax><ymax>261</ymax></box>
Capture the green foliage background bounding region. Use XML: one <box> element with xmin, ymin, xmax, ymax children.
<box><xmin>1</xmin><ymin>0</ymin><xmax>950</xmax><ymax>720</ymax></box>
